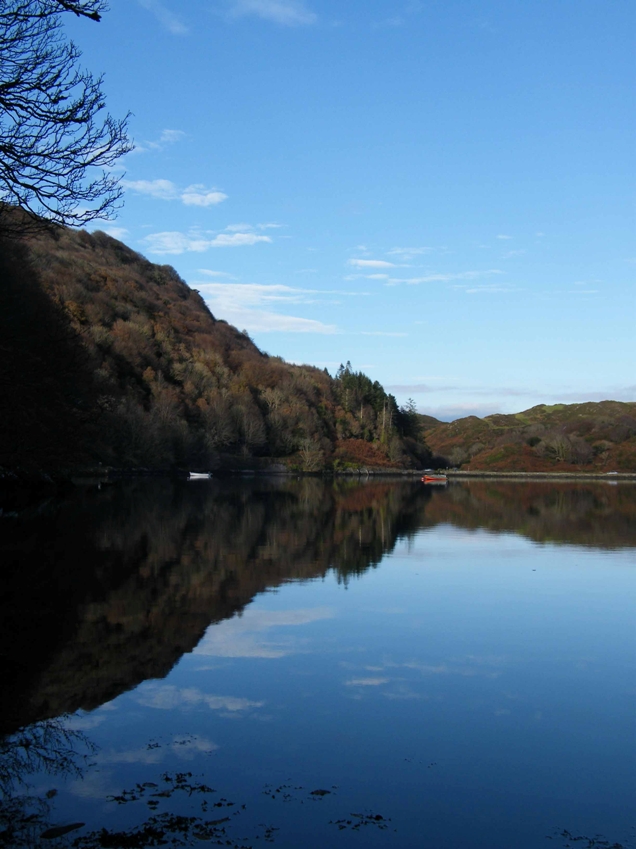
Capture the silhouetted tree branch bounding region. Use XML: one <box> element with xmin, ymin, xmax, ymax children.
<box><xmin>0</xmin><ymin>0</ymin><xmax>131</xmax><ymax>234</ymax></box>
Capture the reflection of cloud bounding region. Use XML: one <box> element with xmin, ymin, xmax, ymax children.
<box><xmin>135</xmin><ymin>683</ymin><xmax>264</xmax><ymax>712</ymax></box>
<box><xmin>194</xmin><ymin>607</ymin><xmax>334</xmax><ymax>658</ymax></box>
<box><xmin>98</xmin><ymin>735</ymin><xmax>219</xmax><ymax>765</ymax></box>
<box><xmin>70</xmin><ymin>769</ymin><xmax>120</xmax><ymax>799</ymax></box>
<box><xmin>63</xmin><ymin>712</ymin><xmax>108</xmax><ymax>731</ymax></box>
<box><xmin>345</xmin><ymin>677</ymin><xmax>390</xmax><ymax>687</ymax></box>
<box><xmin>383</xmin><ymin>690</ymin><xmax>428</xmax><ymax>701</ymax></box>
<box><xmin>393</xmin><ymin>656</ymin><xmax>504</xmax><ymax>678</ymax></box>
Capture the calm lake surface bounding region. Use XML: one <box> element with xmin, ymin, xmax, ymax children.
<box><xmin>1</xmin><ymin>479</ymin><xmax>634</xmax><ymax>848</ymax></box>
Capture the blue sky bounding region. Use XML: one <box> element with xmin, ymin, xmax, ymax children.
<box><xmin>66</xmin><ymin>0</ymin><xmax>634</xmax><ymax>420</ymax></box>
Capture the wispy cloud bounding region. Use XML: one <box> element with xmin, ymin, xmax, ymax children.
<box><xmin>195</xmin><ymin>281</ymin><xmax>343</xmax><ymax>333</ymax></box>
<box><xmin>496</xmin><ymin>234</ymin><xmax>512</xmax><ymax>240</ymax></box>
<box><xmin>212</xmin><ymin>232</ymin><xmax>271</xmax><ymax>246</ymax></box>
<box><xmin>385</xmin><ymin>269</ymin><xmax>504</xmax><ymax>286</ymax></box>
<box><xmin>182</xmin><ymin>186</ymin><xmax>229</xmax><ymax>207</ymax></box>
<box><xmin>142</xmin><ymin>229</ymin><xmax>270</xmax><ymax>254</ymax></box>
<box><xmin>455</xmin><ymin>284</ymin><xmax>520</xmax><ymax>294</ymax></box>
<box><xmin>386</xmin><ymin>247</ymin><xmax>434</xmax><ymax>259</ymax></box>
<box><xmin>133</xmin><ymin>129</ymin><xmax>186</xmax><ymax>154</ymax></box>
<box><xmin>137</xmin><ymin>0</ymin><xmax>188</xmax><ymax>34</ymax></box>
<box><xmin>198</xmin><ymin>269</ymin><xmax>236</xmax><ymax>278</ymax></box>
<box><xmin>123</xmin><ymin>179</ymin><xmax>228</xmax><ymax>207</ymax></box>
<box><xmin>348</xmin><ymin>259</ymin><xmax>397</xmax><ymax>269</ymax></box>
<box><xmin>102</xmin><ymin>226</ymin><xmax>129</xmax><ymax>240</ymax></box>
<box><xmin>359</xmin><ymin>331</ymin><xmax>408</xmax><ymax>337</ymax></box>
<box><xmin>227</xmin><ymin>0</ymin><xmax>317</xmax><ymax>26</ymax></box>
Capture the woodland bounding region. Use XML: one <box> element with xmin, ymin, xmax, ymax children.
<box><xmin>0</xmin><ymin>219</ymin><xmax>434</xmax><ymax>479</ymax></box>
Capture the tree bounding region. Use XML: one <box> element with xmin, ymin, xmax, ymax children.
<box><xmin>0</xmin><ymin>0</ymin><xmax>132</xmax><ymax>234</ymax></box>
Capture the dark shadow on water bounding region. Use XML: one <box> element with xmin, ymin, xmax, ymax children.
<box><xmin>1</xmin><ymin>478</ymin><xmax>635</xmax><ymax>736</ymax></box>
<box><xmin>0</xmin><ymin>479</ymin><xmax>634</xmax><ymax>847</ymax></box>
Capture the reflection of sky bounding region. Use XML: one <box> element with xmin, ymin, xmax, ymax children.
<box><xmin>44</xmin><ymin>526</ymin><xmax>634</xmax><ymax>848</ymax></box>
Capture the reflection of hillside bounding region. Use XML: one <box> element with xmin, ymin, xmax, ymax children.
<box><xmin>1</xmin><ymin>479</ymin><xmax>634</xmax><ymax>736</ymax></box>
<box><xmin>423</xmin><ymin>481</ymin><xmax>636</xmax><ymax>548</ymax></box>
<box><xmin>0</xmin><ymin>479</ymin><xmax>428</xmax><ymax>735</ymax></box>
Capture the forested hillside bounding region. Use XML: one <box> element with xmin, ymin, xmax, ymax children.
<box><xmin>0</xmin><ymin>220</ymin><xmax>432</xmax><ymax>478</ymax></box>
<box><xmin>422</xmin><ymin>401</ymin><xmax>636</xmax><ymax>472</ymax></box>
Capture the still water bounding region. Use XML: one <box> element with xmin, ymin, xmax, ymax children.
<box><xmin>1</xmin><ymin>479</ymin><xmax>634</xmax><ymax>848</ymax></box>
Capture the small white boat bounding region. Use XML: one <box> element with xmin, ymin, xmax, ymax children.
<box><xmin>188</xmin><ymin>472</ymin><xmax>212</xmax><ymax>480</ymax></box>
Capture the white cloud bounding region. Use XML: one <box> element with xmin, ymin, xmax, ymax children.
<box><xmin>496</xmin><ymin>234</ymin><xmax>512</xmax><ymax>240</ymax></box>
<box><xmin>123</xmin><ymin>178</ymin><xmax>178</xmax><ymax>199</ymax></box>
<box><xmin>211</xmin><ymin>232</ymin><xmax>271</xmax><ymax>247</ymax></box>
<box><xmin>359</xmin><ymin>331</ymin><xmax>408</xmax><ymax>337</ymax></box>
<box><xmin>142</xmin><ymin>230</ymin><xmax>270</xmax><ymax>254</ymax></box>
<box><xmin>102</xmin><ymin>226</ymin><xmax>129</xmax><ymax>240</ymax></box>
<box><xmin>159</xmin><ymin>129</ymin><xmax>186</xmax><ymax>144</ymax></box>
<box><xmin>224</xmin><ymin>222</ymin><xmax>254</xmax><ymax>232</ymax></box>
<box><xmin>181</xmin><ymin>186</ymin><xmax>228</xmax><ymax>206</ymax></box>
<box><xmin>345</xmin><ymin>677</ymin><xmax>391</xmax><ymax>686</ymax></box>
<box><xmin>137</xmin><ymin>0</ymin><xmax>188</xmax><ymax>33</ymax></box>
<box><xmin>386</xmin><ymin>269</ymin><xmax>504</xmax><ymax>285</ymax></box>
<box><xmin>456</xmin><ymin>284</ymin><xmax>519</xmax><ymax>294</ymax></box>
<box><xmin>198</xmin><ymin>269</ymin><xmax>235</xmax><ymax>278</ymax></box>
<box><xmin>124</xmin><ymin>179</ymin><xmax>227</xmax><ymax>207</ymax></box>
<box><xmin>348</xmin><ymin>259</ymin><xmax>397</xmax><ymax>269</ymax></box>
<box><xmin>195</xmin><ymin>281</ymin><xmax>339</xmax><ymax>333</ymax></box>
<box><xmin>258</xmin><ymin>222</ymin><xmax>285</xmax><ymax>229</ymax></box>
<box><xmin>387</xmin><ymin>247</ymin><xmax>433</xmax><ymax>259</ymax></box>
<box><xmin>227</xmin><ymin>0</ymin><xmax>317</xmax><ymax>25</ymax></box>
<box><xmin>132</xmin><ymin>129</ymin><xmax>186</xmax><ymax>154</ymax></box>
<box><xmin>143</xmin><ymin>231</ymin><xmax>212</xmax><ymax>254</ymax></box>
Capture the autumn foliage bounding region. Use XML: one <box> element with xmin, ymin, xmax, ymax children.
<box><xmin>422</xmin><ymin>403</ymin><xmax>636</xmax><ymax>472</ymax></box>
<box><xmin>1</xmin><ymin>220</ymin><xmax>433</xmax><ymax>476</ymax></box>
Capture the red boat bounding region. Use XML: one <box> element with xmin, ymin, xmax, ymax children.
<box><xmin>421</xmin><ymin>473</ymin><xmax>448</xmax><ymax>484</ymax></box>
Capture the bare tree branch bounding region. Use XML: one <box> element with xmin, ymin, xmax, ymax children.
<box><xmin>0</xmin><ymin>0</ymin><xmax>131</xmax><ymax>234</ymax></box>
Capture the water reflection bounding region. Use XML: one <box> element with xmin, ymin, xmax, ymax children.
<box><xmin>0</xmin><ymin>478</ymin><xmax>634</xmax><ymax>848</ymax></box>
<box><xmin>1</xmin><ymin>479</ymin><xmax>635</xmax><ymax>737</ymax></box>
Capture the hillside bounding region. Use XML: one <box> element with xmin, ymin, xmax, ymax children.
<box><xmin>0</xmin><ymin>220</ymin><xmax>431</xmax><ymax>478</ymax></box>
<box><xmin>421</xmin><ymin>401</ymin><xmax>636</xmax><ymax>472</ymax></box>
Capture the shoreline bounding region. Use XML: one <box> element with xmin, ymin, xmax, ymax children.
<box><xmin>445</xmin><ymin>470</ymin><xmax>636</xmax><ymax>481</ymax></box>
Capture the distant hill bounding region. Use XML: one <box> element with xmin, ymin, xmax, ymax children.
<box><xmin>420</xmin><ymin>401</ymin><xmax>636</xmax><ymax>471</ymax></box>
<box><xmin>0</xmin><ymin>219</ymin><xmax>431</xmax><ymax>478</ymax></box>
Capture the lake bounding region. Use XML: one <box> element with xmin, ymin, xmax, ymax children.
<box><xmin>1</xmin><ymin>478</ymin><xmax>634</xmax><ymax>848</ymax></box>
